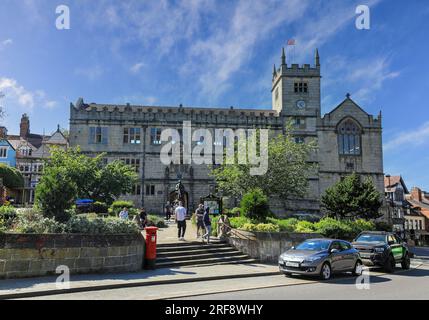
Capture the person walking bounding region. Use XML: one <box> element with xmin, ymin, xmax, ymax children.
<box><xmin>139</xmin><ymin>207</ymin><xmax>147</xmax><ymax>229</ymax></box>
<box><xmin>175</xmin><ymin>201</ymin><xmax>187</xmax><ymax>241</ymax></box>
<box><xmin>202</xmin><ymin>207</ymin><xmax>212</xmax><ymax>244</ymax></box>
<box><xmin>119</xmin><ymin>207</ymin><xmax>129</xmax><ymax>220</ymax></box>
<box><xmin>195</xmin><ymin>204</ymin><xmax>205</xmax><ymax>238</ymax></box>
<box><xmin>165</xmin><ymin>201</ymin><xmax>172</xmax><ymax>221</ymax></box>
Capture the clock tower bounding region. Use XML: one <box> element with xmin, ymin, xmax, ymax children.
<box><xmin>271</xmin><ymin>48</ymin><xmax>321</xmax><ymax>126</ymax></box>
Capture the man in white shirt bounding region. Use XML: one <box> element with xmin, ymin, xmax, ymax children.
<box><xmin>175</xmin><ymin>201</ymin><xmax>187</xmax><ymax>240</ymax></box>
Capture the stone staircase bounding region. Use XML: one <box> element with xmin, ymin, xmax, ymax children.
<box><xmin>156</xmin><ymin>239</ymin><xmax>257</xmax><ymax>268</ymax></box>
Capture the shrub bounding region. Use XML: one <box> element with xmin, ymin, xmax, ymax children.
<box><xmin>14</xmin><ymin>214</ymin><xmax>66</xmax><ymax>234</ymax></box>
<box><xmin>65</xmin><ymin>216</ymin><xmax>139</xmax><ymax>234</ymax></box>
<box><xmin>147</xmin><ymin>215</ymin><xmax>167</xmax><ymax>228</ymax></box>
<box><xmin>90</xmin><ymin>202</ymin><xmax>109</xmax><ymax>214</ymax></box>
<box><xmin>0</xmin><ymin>164</ymin><xmax>24</xmax><ymax>188</ymax></box>
<box><xmin>230</xmin><ymin>207</ymin><xmax>241</xmax><ymax>217</ymax></box>
<box><xmin>314</xmin><ymin>218</ymin><xmax>353</xmax><ymax>239</ymax></box>
<box><xmin>240</xmin><ymin>223</ymin><xmax>257</xmax><ymax>231</ymax></box>
<box><xmin>0</xmin><ymin>205</ymin><xmax>17</xmax><ymax>230</ymax></box>
<box><xmin>254</xmin><ymin>223</ymin><xmax>280</xmax><ymax>232</ymax></box>
<box><xmin>346</xmin><ymin>219</ymin><xmax>376</xmax><ymax>236</ymax></box>
<box><xmin>110</xmin><ymin>200</ymin><xmax>135</xmax><ymax>216</ymax></box>
<box><xmin>267</xmin><ymin>217</ymin><xmax>299</xmax><ymax>232</ymax></box>
<box><xmin>211</xmin><ymin>215</ymin><xmax>220</xmax><ymax>236</ymax></box>
<box><xmin>295</xmin><ymin>220</ymin><xmax>316</xmax><ymax>233</ymax></box>
<box><xmin>240</xmin><ymin>188</ymin><xmax>270</xmax><ymax>221</ymax></box>
<box><xmin>229</xmin><ymin>216</ymin><xmax>251</xmax><ymax>229</ymax></box>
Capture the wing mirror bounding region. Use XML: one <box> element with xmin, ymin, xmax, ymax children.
<box><xmin>330</xmin><ymin>248</ymin><xmax>339</xmax><ymax>254</ymax></box>
<box><xmin>291</xmin><ymin>246</ymin><xmax>295</xmax><ymax>250</ymax></box>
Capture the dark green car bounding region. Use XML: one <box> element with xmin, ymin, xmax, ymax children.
<box><xmin>352</xmin><ymin>231</ymin><xmax>411</xmax><ymax>273</ymax></box>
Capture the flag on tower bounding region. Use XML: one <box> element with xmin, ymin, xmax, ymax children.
<box><xmin>287</xmin><ymin>39</ymin><xmax>296</xmax><ymax>45</ymax></box>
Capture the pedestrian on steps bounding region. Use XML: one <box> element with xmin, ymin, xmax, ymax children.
<box><xmin>202</xmin><ymin>207</ymin><xmax>212</xmax><ymax>244</ymax></box>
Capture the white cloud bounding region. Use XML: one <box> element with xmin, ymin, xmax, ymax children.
<box><xmin>0</xmin><ymin>77</ymin><xmax>57</xmax><ymax>111</ymax></box>
<box><xmin>384</xmin><ymin>121</ymin><xmax>429</xmax><ymax>152</ymax></box>
<box><xmin>185</xmin><ymin>0</ymin><xmax>310</xmax><ymax>99</ymax></box>
<box><xmin>0</xmin><ymin>39</ymin><xmax>13</xmax><ymax>51</ymax></box>
<box><xmin>130</xmin><ymin>62</ymin><xmax>145</xmax><ymax>74</ymax></box>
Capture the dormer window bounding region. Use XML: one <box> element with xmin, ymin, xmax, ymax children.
<box><xmin>338</xmin><ymin>119</ymin><xmax>361</xmax><ymax>155</ymax></box>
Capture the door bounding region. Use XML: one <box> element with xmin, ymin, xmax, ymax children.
<box><xmin>329</xmin><ymin>241</ymin><xmax>345</xmax><ymax>271</ymax></box>
<box><xmin>389</xmin><ymin>235</ymin><xmax>404</xmax><ymax>261</ymax></box>
<box><xmin>339</xmin><ymin>241</ymin><xmax>356</xmax><ymax>270</ymax></box>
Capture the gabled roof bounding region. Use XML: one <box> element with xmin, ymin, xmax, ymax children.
<box><xmin>324</xmin><ymin>95</ymin><xmax>371</xmax><ymax>118</ymax></box>
<box><xmin>384</xmin><ymin>175</ymin><xmax>409</xmax><ymax>194</ymax></box>
<box><xmin>0</xmin><ymin>139</ymin><xmax>16</xmax><ymax>151</ymax></box>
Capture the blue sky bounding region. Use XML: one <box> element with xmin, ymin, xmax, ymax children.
<box><xmin>0</xmin><ymin>0</ymin><xmax>428</xmax><ymax>190</ymax></box>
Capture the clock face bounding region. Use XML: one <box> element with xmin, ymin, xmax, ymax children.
<box><xmin>296</xmin><ymin>100</ymin><xmax>306</xmax><ymax>109</ymax></box>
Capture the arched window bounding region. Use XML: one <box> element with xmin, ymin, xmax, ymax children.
<box><xmin>338</xmin><ymin>119</ymin><xmax>361</xmax><ymax>155</ymax></box>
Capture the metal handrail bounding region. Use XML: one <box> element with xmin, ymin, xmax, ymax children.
<box><xmin>217</xmin><ymin>220</ymin><xmax>255</xmax><ymax>241</ymax></box>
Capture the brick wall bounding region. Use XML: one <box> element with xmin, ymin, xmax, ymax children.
<box><xmin>0</xmin><ymin>233</ymin><xmax>145</xmax><ymax>279</ymax></box>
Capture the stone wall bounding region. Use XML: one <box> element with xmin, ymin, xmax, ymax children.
<box><xmin>227</xmin><ymin>229</ymin><xmax>323</xmax><ymax>263</ymax></box>
<box><xmin>0</xmin><ymin>233</ymin><xmax>145</xmax><ymax>279</ymax></box>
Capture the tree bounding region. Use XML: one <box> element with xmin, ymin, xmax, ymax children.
<box><xmin>240</xmin><ymin>188</ymin><xmax>270</xmax><ymax>221</ymax></box>
<box><xmin>321</xmin><ymin>172</ymin><xmax>383</xmax><ymax>220</ymax></box>
<box><xmin>211</xmin><ymin>126</ymin><xmax>317</xmax><ymax>204</ymax></box>
<box><xmin>35</xmin><ymin>147</ymin><xmax>137</xmax><ymax>221</ymax></box>
<box><xmin>0</xmin><ymin>164</ymin><xmax>24</xmax><ymax>189</ymax></box>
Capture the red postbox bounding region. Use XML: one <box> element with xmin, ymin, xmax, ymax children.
<box><xmin>144</xmin><ymin>226</ymin><xmax>158</xmax><ymax>269</ymax></box>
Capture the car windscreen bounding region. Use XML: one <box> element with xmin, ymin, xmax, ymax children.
<box><xmin>295</xmin><ymin>240</ymin><xmax>331</xmax><ymax>251</ymax></box>
<box><xmin>355</xmin><ymin>234</ymin><xmax>386</xmax><ymax>243</ymax></box>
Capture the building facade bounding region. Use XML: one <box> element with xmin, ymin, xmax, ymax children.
<box><xmin>6</xmin><ymin>114</ymin><xmax>68</xmax><ymax>204</ymax></box>
<box><xmin>69</xmin><ymin>49</ymin><xmax>385</xmax><ymax>216</ymax></box>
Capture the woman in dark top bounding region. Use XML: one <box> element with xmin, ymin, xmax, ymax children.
<box><xmin>139</xmin><ymin>208</ymin><xmax>147</xmax><ymax>229</ymax></box>
<box><xmin>202</xmin><ymin>207</ymin><xmax>212</xmax><ymax>244</ymax></box>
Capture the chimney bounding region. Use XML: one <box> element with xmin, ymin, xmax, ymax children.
<box><xmin>0</xmin><ymin>126</ymin><xmax>7</xmax><ymax>139</ymax></box>
<box><xmin>20</xmin><ymin>113</ymin><xmax>30</xmax><ymax>138</ymax></box>
<box><xmin>411</xmin><ymin>187</ymin><xmax>422</xmax><ymax>202</ymax></box>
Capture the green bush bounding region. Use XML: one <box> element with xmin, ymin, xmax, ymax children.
<box><xmin>230</xmin><ymin>207</ymin><xmax>241</xmax><ymax>217</ymax></box>
<box><xmin>147</xmin><ymin>215</ymin><xmax>167</xmax><ymax>228</ymax></box>
<box><xmin>267</xmin><ymin>217</ymin><xmax>299</xmax><ymax>232</ymax></box>
<box><xmin>110</xmin><ymin>200</ymin><xmax>135</xmax><ymax>216</ymax></box>
<box><xmin>229</xmin><ymin>216</ymin><xmax>251</xmax><ymax>229</ymax></box>
<box><xmin>240</xmin><ymin>188</ymin><xmax>270</xmax><ymax>221</ymax></box>
<box><xmin>0</xmin><ymin>164</ymin><xmax>24</xmax><ymax>188</ymax></box>
<box><xmin>90</xmin><ymin>201</ymin><xmax>109</xmax><ymax>214</ymax></box>
<box><xmin>254</xmin><ymin>223</ymin><xmax>280</xmax><ymax>232</ymax></box>
<box><xmin>346</xmin><ymin>219</ymin><xmax>376</xmax><ymax>236</ymax></box>
<box><xmin>65</xmin><ymin>216</ymin><xmax>139</xmax><ymax>234</ymax></box>
<box><xmin>14</xmin><ymin>213</ymin><xmax>66</xmax><ymax>234</ymax></box>
<box><xmin>211</xmin><ymin>215</ymin><xmax>220</xmax><ymax>236</ymax></box>
<box><xmin>314</xmin><ymin>218</ymin><xmax>353</xmax><ymax>239</ymax></box>
<box><xmin>240</xmin><ymin>223</ymin><xmax>257</xmax><ymax>231</ymax></box>
<box><xmin>295</xmin><ymin>220</ymin><xmax>316</xmax><ymax>233</ymax></box>
<box><xmin>0</xmin><ymin>205</ymin><xmax>17</xmax><ymax>230</ymax></box>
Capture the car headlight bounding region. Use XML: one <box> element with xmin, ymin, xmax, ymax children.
<box><xmin>303</xmin><ymin>256</ymin><xmax>322</xmax><ymax>263</ymax></box>
<box><xmin>374</xmin><ymin>247</ymin><xmax>385</xmax><ymax>253</ymax></box>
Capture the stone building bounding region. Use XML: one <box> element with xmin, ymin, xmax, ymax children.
<box><xmin>69</xmin><ymin>49</ymin><xmax>384</xmax><ymax>216</ymax></box>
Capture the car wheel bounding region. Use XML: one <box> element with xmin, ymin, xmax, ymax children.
<box><xmin>353</xmin><ymin>260</ymin><xmax>363</xmax><ymax>276</ymax></box>
<box><xmin>384</xmin><ymin>254</ymin><xmax>395</xmax><ymax>273</ymax></box>
<box><xmin>401</xmin><ymin>253</ymin><xmax>411</xmax><ymax>270</ymax></box>
<box><xmin>320</xmin><ymin>263</ymin><xmax>331</xmax><ymax>280</ymax></box>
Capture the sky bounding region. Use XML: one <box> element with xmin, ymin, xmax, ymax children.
<box><xmin>0</xmin><ymin>0</ymin><xmax>428</xmax><ymax>190</ymax></box>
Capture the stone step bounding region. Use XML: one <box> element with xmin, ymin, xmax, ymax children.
<box><xmin>157</xmin><ymin>240</ymin><xmax>224</xmax><ymax>248</ymax></box>
<box><xmin>157</xmin><ymin>246</ymin><xmax>238</xmax><ymax>257</ymax></box>
<box><xmin>157</xmin><ymin>243</ymin><xmax>230</xmax><ymax>252</ymax></box>
<box><xmin>157</xmin><ymin>250</ymin><xmax>245</xmax><ymax>262</ymax></box>
<box><xmin>156</xmin><ymin>255</ymin><xmax>257</xmax><ymax>269</ymax></box>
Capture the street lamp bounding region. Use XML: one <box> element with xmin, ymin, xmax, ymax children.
<box><xmin>385</xmin><ymin>174</ymin><xmax>393</xmax><ymax>226</ymax></box>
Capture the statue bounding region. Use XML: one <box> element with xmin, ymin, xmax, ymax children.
<box><xmin>175</xmin><ymin>180</ymin><xmax>185</xmax><ymax>201</ymax></box>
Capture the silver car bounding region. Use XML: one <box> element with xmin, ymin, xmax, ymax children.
<box><xmin>278</xmin><ymin>238</ymin><xmax>363</xmax><ymax>280</ymax></box>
